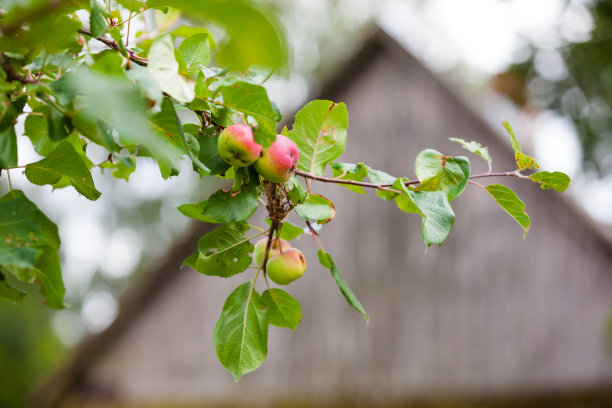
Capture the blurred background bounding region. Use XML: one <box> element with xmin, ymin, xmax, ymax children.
<box><xmin>3</xmin><ymin>0</ymin><xmax>612</xmax><ymax>406</ymax></box>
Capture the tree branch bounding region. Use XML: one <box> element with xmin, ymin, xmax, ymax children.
<box><xmin>1</xmin><ymin>54</ymin><xmax>38</xmax><ymax>84</ymax></box>
<box><xmin>78</xmin><ymin>28</ymin><xmax>148</xmax><ymax>66</ymax></box>
<box><xmin>293</xmin><ymin>169</ymin><xmax>401</xmax><ymax>194</ymax></box>
<box><xmin>294</xmin><ymin>168</ymin><xmax>528</xmax><ymax>191</ymax></box>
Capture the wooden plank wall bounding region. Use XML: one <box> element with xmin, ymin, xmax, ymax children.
<box><xmin>67</xmin><ymin>33</ymin><xmax>612</xmax><ymax>407</ymax></box>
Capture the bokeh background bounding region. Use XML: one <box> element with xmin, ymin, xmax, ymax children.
<box><xmin>2</xmin><ymin>0</ymin><xmax>612</xmax><ymax>406</ymax></box>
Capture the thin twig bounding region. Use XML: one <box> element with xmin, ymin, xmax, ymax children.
<box><xmin>78</xmin><ymin>28</ymin><xmax>148</xmax><ymax>66</ymax></box>
<box><xmin>293</xmin><ymin>169</ymin><xmax>400</xmax><ymax>194</ymax></box>
<box><xmin>294</xmin><ymin>168</ymin><xmax>529</xmax><ymax>192</ymax></box>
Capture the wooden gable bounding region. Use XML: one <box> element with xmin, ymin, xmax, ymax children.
<box><xmin>35</xmin><ymin>28</ymin><xmax>612</xmax><ymax>408</ymax></box>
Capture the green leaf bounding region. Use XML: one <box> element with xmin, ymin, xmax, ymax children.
<box><xmin>126</xmin><ymin>64</ymin><xmax>164</xmax><ymax>111</ymax></box>
<box><xmin>46</xmin><ymin>107</ymin><xmax>73</xmax><ymax>142</ymax></box>
<box><xmin>196</xmin><ymin>133</ymin><xmax>231</xmax><ymax>176</ymax></box>
<box><xmin>177</xmin><ymin>200</ymin><xmax>221</xmax><ymax>223</ymax></box>
<box><xmin>218</xmin><ymin>81</ymin><xmax>280</xmax><ymax>147</ymax></box>
<box><xmin>503</xmin><ymin>120</ymin><xmax>521</xmax><ymax>153</ymax></box>
<box><xmin>89</xmin><ymin>0</ymin><xmax>109</xmax><ymax>37</ymax></box>
<box><xmin>414</xmin><ymin>149</ymin><xmax>470</xmax><ymax>201</ymax></box>
<box><xmin>115</xmin><ymin>0</ymin><xmax>146</xmax><ymax>12</ymax></box>
<box><xmin>449</xmin><ymin>137</ymin><xmax>492</xmax><ymax>164</ymax></box>
<box><xmin>502</xmin><ymin>120</ymin><xmax>539</xmax><ymax>170</ymax></box>
<box><xmin>261</xmin><ymin>289</ymin><xmax>301</xmax><ymax>330</ymax></box>
<box><xmin>152</xmin><ymin>97</ymin><xmax>188</xmax><ymax>152</ymax></box>
<box><xmin>529</xmin><ymin>171</ymin><xmax>571</xmax><ymax>192</ymax></box>
<box><xmin>24</xmin><ymin>109</ymin><xmax>58</xmax><ymax>155</ymax></box>
<box><xmin>264</xmin><ymin>219</ymin><xmax>304</xmax><ymax>241</ymax></box>
<box><xmin>67</xmin><ymin>67</ymin><xmax>185</xmax><ymax>178</ymax></box>
<box><xmin>330</xmin><ymin>162</ymin><xmax>368</xmax><ymax>194</ymax></box>
<box><xmin>294</xmin><ymin>194</ymin><xmax>335</xmax><ymax>224</ymax></box>
<box><xmin>91</xmin><ymin>50</ymin><xmax>124</xmax><ymax>76</ymax></box>
<box><xmin>278</xmin><ymin>221</ymin><xmax>304</xmax><ymax>241</ymax></box>
<box><xmin>515</xmin><ymin>151</ymin><xmax>539</xmax><ymax>171</ymax></box>
<box><xmin>486</xmin><ymin>184</ymin><xmax>531</xmax><ymax>238</ymax></box>
<box><xmin>366</xmin><ymin>166</ymin><xmax>397</xmax><ymax>200</ymax></box>
<box><xmin>284</xmin><ymin>175</ymin><xmax>306</xmax><ymax>204</ymax></box>
<box><xmin>100</xmin><ymin>155</ymin><xmax>136</xmax><ymax>180</ymax></box>
<box><xmin>186</xmin><ymin>222</ymin><xmax>254</xmax><ymax>277</ymax></box>
<box><xmin>25</xmin><ymin>141</ymin><xmax>101</xmax><ymax>201</ymax></box>
<box><xmin>0</xmin><ymin>126</ymin><xmax>17</xmax><ymax>169</ymax></box>
<box><xmin>288</xmin><ymin>100</ymin><xmax>348</xmax><ymax>176</ymax></box>
<box><xmin>0</xmin><ymin>273</ymin><xmax>26</xmax><ymax>304</ymax></box>
<box><xmin>202</xmin><ymin>176</ymin><xmax>259</xmax><ymax>223</ymax></box>
<box><xmin>0</xmin><ymin>191</ymin><xmax>65</xmax><ymax>308</ymax></box>
<box><xmin>148</xmin><ymin>34</ymin><xmax>195</xmax><ymax>103</ymax></box>
<box><xmin>109</xmin><ymin>27</ymin><xmax>128</xmax><ymax>57</ymax></box>
<box><xmin>213</xmin><ymin>281</ymin><xmax>268</xmax><ymax>381</ymax></box>
<box><xmin>149</xmin><ymin>0</ymin><xmax>288</xmax><ymax>70</ymax></box>
<box><xmin>317</xmin><ymin>250</ymin><xmax>368</xmax><ymax>322</ymax></box>
<box><xmin>392</xmin><ymin>178</ymin><xmax>422</xmax><ymax>215</ymax></box>
<box><xmin>178</xmin><ymin>33</ymin><xmax>211</xmax><ymax>75</ymax></box>
<box><xmin>412</xmin><ymin>191</ymin><xmax>455</xmax><ymax>247</ymax></box>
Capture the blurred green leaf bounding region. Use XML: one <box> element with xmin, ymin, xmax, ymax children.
<box><xmin>0</xmin><ymin>127</ymin><xmax>17</xmax><ymax>170</ymax></box>
<box><xmin>179</xmin><ymin>33</ymin><xmax>212</xmax><ymax>75</ymax></box>
<box><xmin>213</xmin><ymin>282</ymin><xmax>268</xmax><ymax>381</ymax></box>
<box><xmin>0</xmin><ymin>191</ymin><xmax>65</xmax><ymax>309</ymax></box>
<box><xmin>148</xmin><ymin>33</ymin><xmax>195</xmax><ymax>103</ymax></box>
<box><xmin>89</xmin><ymin>0</ymin><xmax>109</xmax><ymax>37</ymax></box>
<box><xmin>486</xmin><ymin>184</ymin><xmax>530</xmax><ymax>238</ymax></box>
<box><xmin>529</xmin><ymin>171</ymin><xmax>571</xmax><ymax>192</ymax></box>
<box><xmin>261</xmin><ymin>289</ymin><xmax>301</xmax><ymax>330</ymax></box>
<box><xmin>218</xmin><ymin>81</ymin><xmax>280</xmax><ymax>147</ymax></box>
<box><xmin>69</xmin><ymin>66</ymin><xmax>184</xmax><ymax>178</ymax></box>
<box><xmin>0</xmin><ymin>273</ymin><xmax>26</xmax><ymax>304</ymax></box>
<box><xmin>25</xmin><ymin>141</ymin><xmax>101</xmax><ymax>201</ymax></box>
<box><xmin>149</xmin><ymin>0</ymin><xmax>287</xmax><ymax>70</ymax></box>
<box><xmin>288</xmin><ymin>100</ymin><xmax>348</xmax><ymax>176</ymax></box>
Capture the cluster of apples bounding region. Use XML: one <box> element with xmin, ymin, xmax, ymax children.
<box><xmin>217</xmin><ymin>124</ymin><xmax>306</xmax><ymax>284</ymax></box>
<box><xmin>217</xmin><ymin>124</ymin><xmax>299</xmax><ymax>183</ymax></box>
<box><xmin>253</xmin><ymin>238</ymin><xmax>306</xmax><ymax>285</ymax></box>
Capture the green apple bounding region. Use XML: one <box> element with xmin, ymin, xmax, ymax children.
<box><xmin>252</xmin><ymin>237</ymin><xmax>291</xmax><ymax>267</ymax></box>
<box><xmin>266</xmin><ymin>248</ymin><xmax>306</xmax><ymax>285</ymax></box>
<box><xmin>217</xmin><ymin>124</ymin><xmax>261</xmax><ymax>167</ymax></box>
<box><xmin>254</xmin><ymin>134</ymin><xmax>299</xmax><ymax>183</ymax></box>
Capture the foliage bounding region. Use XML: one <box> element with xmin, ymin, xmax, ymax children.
<box><xmin>0</xmin><ymin>0</ymin><xmax>571</xmax><ymax>381</ymax></box>
<box><xmin>500</xmin><ymin>1</ymin><xmax>612</xmax><ymax>176</ymax></box>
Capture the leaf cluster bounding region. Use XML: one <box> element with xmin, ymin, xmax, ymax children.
<box><xmin>0</xmin><ymin>0</ymin><xmax>572</xmax><ymax>382</ymax></box>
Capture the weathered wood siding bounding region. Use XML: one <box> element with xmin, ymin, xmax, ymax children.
<box><xmin>66</xmin><ymin>32</ymin><xmax>612</xmax><ymax>407</ymax></box>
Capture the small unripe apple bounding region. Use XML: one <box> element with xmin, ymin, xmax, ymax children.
<box><xmin>252</xmin><ymin>237</ymin><xmax>291</xmax><ymax>267</ymax></box>
<box><xmin>254</xmin><ymin>134</ymin><xmax>299</xmax><ymax>183</ymax></box>
<box><xmin>266</xmin><ymin>248</ymin><xmax>306</xmax><ymax>285</ymax></box>
<box><xmin>217</xmin><ymin>124</ymin><xmax>261</xmax><ymax>167</ymax></box>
